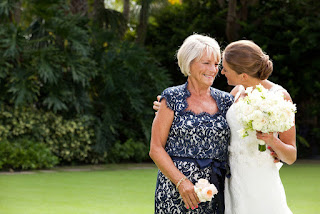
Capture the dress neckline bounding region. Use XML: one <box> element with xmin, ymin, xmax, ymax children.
<box><xmin>182</xmin><ymin>81</ymin><xmax>221</xmax><ymax>117</ymax></box>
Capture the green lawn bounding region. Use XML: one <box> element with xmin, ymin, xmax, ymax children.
<box><xmin>279</xmin><ymin>161</ymin><xmax>320</xmax><ymax>214</ymax></box>
<box><xmin>0</xmin><ymin>161</ymin><xmax>319</xmax><ymax>214</ymax></box>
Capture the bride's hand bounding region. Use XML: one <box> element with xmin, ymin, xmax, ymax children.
<box><xmin>268</xmin><ymin>146</ymin><xmax>280</xmax><ymax>163</ymax></box>
<box><xmin>256</xmin><ymin>132</ymin><xmax>274</xmax><ymax>145</ymax></box>
<box><xmin>153</xmin><ymin>95</ymin><xmax>161</xmax><ymax>115</ymax></box>
<box><xmin>256</xmin><ymin>132</ymin><xmax>280</xmax><ymax>163</ymax></box>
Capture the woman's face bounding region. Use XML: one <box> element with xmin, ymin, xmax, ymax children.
<box><xmin>189</xmin><ymin>51</ymin><xmax>219</xmax><ymax>87</ymax></box>
<box><xmin>221</xmin><ymin>58</ymin><xmax>242</xmax><ymax>86</ymax></box>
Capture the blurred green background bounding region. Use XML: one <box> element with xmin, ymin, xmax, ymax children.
<box><xmin>0</xmin><ymin>0</ymin><xmax>319</xmax><ymax>170</ymax></box>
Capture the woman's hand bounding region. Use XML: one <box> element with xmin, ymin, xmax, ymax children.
<box><xmin>153</xmin><ymin>95</ymin><xmax>161</xmax><ymax>114</ymax></box>
<box><xmin>268</xmin><ymin>146</ymin><xmax>280</xmax><ymax>163</ymax></box>
<box><xmin>177</xmin><ymin>178</ymin><xmax>200</xmax><ymax>210</ymax></box>
<box><xmin>256</xmin><ymin>132</ymin><xmax>280</xmax><ymax>163</ymax></box>
<box><xmin>256</xmin><ymin>132</ymin><xmax>275</xmax><ymax>146</ymax></box>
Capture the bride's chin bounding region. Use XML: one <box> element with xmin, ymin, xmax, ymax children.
<box><xmin>227</xmin><ymin>80</ymin><xmax>235</xmax><ymax>86</ymax></box>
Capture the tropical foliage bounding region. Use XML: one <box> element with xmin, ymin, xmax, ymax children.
<box><xmin>146</xmin><ymin>0</ymin><xmax>320</xmax><ymax>158</ymax></box>
<box><xmin>0</xmin><ymin>0</ymin><xmax>171</xmax><ymax>169</ymax></box>
<box><xmin>0</xmin><ymin>0</ymin><xmax>319</xmax><ymax>170</ymax></box>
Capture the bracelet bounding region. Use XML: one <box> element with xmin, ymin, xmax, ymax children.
<box><xmin>176</xmin><ymin>176</ymin><xmax>187</xmax><ymax>189</ymax></box>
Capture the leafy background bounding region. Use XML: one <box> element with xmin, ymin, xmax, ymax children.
<box><xmin>0</xmin><ymin>0</ymin><xmax>319</xmax><ymax>170</ymax></box>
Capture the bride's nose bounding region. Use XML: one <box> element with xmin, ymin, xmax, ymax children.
<box><xmin>221</xmin><ymin>68</ymin><xmax>226</xmax><ymax>75</ymax></box>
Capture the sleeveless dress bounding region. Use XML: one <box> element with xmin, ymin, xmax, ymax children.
<box><xmin>225</xmin><ymin>84</ymin><xmax>293</xmax><ymax>214</ymax></box>
<box><xmin>154</xmin><ymin>82</ymin><xmax>234</xmax><ymax>214</ymax></box>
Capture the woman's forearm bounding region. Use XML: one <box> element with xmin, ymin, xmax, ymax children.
<box><xmin>149</xmin><ymin>145</ymin><xmax>185</xmax><ymax>185</ymax></box>
<box><xmin>270</xmin><ymin>138</ymin><xmax>297</xmax><ymax>165</ymax></box>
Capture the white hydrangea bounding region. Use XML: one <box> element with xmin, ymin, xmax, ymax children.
<box><xmin>235</xmin><ymin>84</ymin><xmax>297</xmax><ymax>151</ymax></box>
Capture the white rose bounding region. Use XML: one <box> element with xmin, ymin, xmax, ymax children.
<box><xmin>251</xmin><ymin>110</ymin><xmax>266</xmax><ymax>131</ymax></box>
<box><xmin>236</xmin><ymin>84</ymin><xmax>297</xmax><ymax>151</ymax></box>
<box><xmin>200</xmin><ymin>184</ymin><xmax>218</xmax><ymax>202</ymax></box>
<box><xmin>237</xmin><ymin>128</ymin><xmax>248</xmax><ymax>138</ymax></box>
<box><xmin>195</xmin><ymin>178</ymin><xmax>209</xmax><ymax>189</ymax></box>
<box><xmin>194</xmin><ymin>179</ymin><xmax>218</xmax><ymax>203</ymax></box>
<box><xmin>245</xmin><ymin>86</ymin><xmax>253</xmax><ymax>94</ymax></box>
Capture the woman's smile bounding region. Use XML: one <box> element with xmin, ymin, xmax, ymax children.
<box><xmin>189</xmin><ymin>51</ymin><xmax>219</xmax><ymax>87</ymax></box>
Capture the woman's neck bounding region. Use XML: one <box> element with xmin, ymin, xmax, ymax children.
<box><xmin>187</xmin><ymin>78</ymin><xmax>210</xmax><ymax>97</ymax></box>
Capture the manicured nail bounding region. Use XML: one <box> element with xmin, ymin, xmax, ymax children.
<box><xmin>186</xmin><ymin>206</ymin><xmax>189</xmax><ymax>209</ymax></box>
<box><xmin>196</xmin><ymin>205</ymin><xmax>198</xmax><ymax>208</ymax></box>
<box><xmin>267</xmin><ymin>146</ymin><xmax>271</xmax><ymax>149</ymax></box>
<box><xmin>192</xmin><ymin>207</ymin><xmax>194</xmax><ymax>210</ymax></box>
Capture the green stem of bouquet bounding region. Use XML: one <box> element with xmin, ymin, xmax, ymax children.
<box><xmin>259</xmin><ymin>144</ymin><xmax>266</xmax><ymax>152</ymax></box>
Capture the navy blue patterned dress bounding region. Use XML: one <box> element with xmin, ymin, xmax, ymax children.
<box><xmin>154</xmin><ymin>82</ymin><xmax>234</xmax><ymax>214</ymax></box>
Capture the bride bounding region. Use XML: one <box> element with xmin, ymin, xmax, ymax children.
<box><xmin>221</xmin><ymin>40</ymin><xmax>296</xmax><ymax>214</ymax></box>
<box><xmin>153</xmin><ymin>39</ymin><xmax>296</xmax><ymax>213</ymax></box>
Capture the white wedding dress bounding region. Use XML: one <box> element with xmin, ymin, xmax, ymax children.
<box><xmin>225</xmin><ymin>85</ymin><xmax>293</xmax><ymax>214</ymax></box>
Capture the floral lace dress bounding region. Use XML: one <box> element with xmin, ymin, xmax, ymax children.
<box><xmin>154</xmin><ymin>82</ymin><xmax>234</xmax><ymax>214</ymax></box>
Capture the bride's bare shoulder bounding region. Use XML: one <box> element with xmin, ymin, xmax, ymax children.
<box><xmin>230</xmin><ymin>85</ymin><xmax>243</xmax><ymax>97</ymax></box>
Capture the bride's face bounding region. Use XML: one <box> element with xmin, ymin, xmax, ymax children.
<box><xmin>221</xmin><ymin>59</ymin><xmax>242</xmax><ymax>86</ymax></box>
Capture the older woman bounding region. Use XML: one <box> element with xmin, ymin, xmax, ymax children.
<box><xmin>149</xmin><ymin>34</ymin><xmax>233</xmax><ymax>214</ymax></box>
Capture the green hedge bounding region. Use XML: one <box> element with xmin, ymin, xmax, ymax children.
<box><xmin>0</xmin><ymin>105</ymin><xmax>153</xmax><ymax>169</ymax></box>
<box><xmin>106</xmin><ymin>138</ymin><xmax>149</xmax><ymax>163</ymax></box>
<box><xmin>0</xmin><ymin>105</ymin><xmax>106</xmax><ymax>165</ymax></box>
<box><xmin>0</xmin><ymin>139</ymin><xmax>59</xmax><ymax>170</ymax></box>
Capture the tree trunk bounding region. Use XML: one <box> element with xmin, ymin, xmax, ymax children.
<box><xmin>226</xmin><ymin>0</ymin><xmax>238</xmax><ymax>42</ymax></box>
<box><xmin>13</xmin><ymin>1</ymin><xmax>22</xmax><ymax>23</ymax></box>
<box><xmin>92</xmin><ymin>0</ymin><xmax>105</xmax><ymax>27</ymax></box>
<box><xmin>123</xmin><ymin>0</ymin><xmax>130</xmax><ymax>24</ymax></box>
<box><xmin>240</xmin><ymin>0</ymin><xmax>248</xmax><ymax>21</ymax></box>
<box><xmin>240</xmin><ymin>0</ymin><xmax>259</xmax><ymax>21</ymax></box>
<box><xmin>136</xmin><ymin>0</ymin><xmax>151</xmax><ymax>45</ymax></box>
<box><xmin>225</xmin><ymin>0</ymin><xmax>259</xmax><ymax>42</ymax></box>
<box><xmin>217</xmin><ymin>0</ymin><xmax>225</xmax><ymax>8</ymax></box>
<box><xmin>70</xmin><ymin>0</ymin><xmax>88</xmax><ymax>16</ymax></box>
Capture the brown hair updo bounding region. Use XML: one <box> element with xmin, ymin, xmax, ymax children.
<box><xmin>223</xmin><ymin>40</ymin><xmax>273</xmax><ymax>80</ymax></box>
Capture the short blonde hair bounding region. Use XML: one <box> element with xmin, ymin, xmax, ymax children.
<box><xmin>223</xmin><ymin>40</ymin><xmax>273</xmax><ymax>80</ymax></box>
<box><xmin>177</xmin><ymin>34</ymin><xmax>221</xmax><ymax>76</ymax></box>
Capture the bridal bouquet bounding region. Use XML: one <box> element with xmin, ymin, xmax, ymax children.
<box><xmin>236</xmin><ymin>84</ymin><xmax>296</xmax><ymax>151</ymax></box>
<box><xmin>194</xmin><ymin>179</ymin><xmax>218</xmax><ymax>202</ymax></box>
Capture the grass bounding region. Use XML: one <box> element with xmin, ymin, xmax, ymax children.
<box><xmin>0</xmin><ymin>161</ymin><xmax>319</xmax><ymax>214</ymax></box>
<box><xmin>280</xmin><ymin>161</ymin><xmax>320</xmax><ymax>214</ymax></box>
